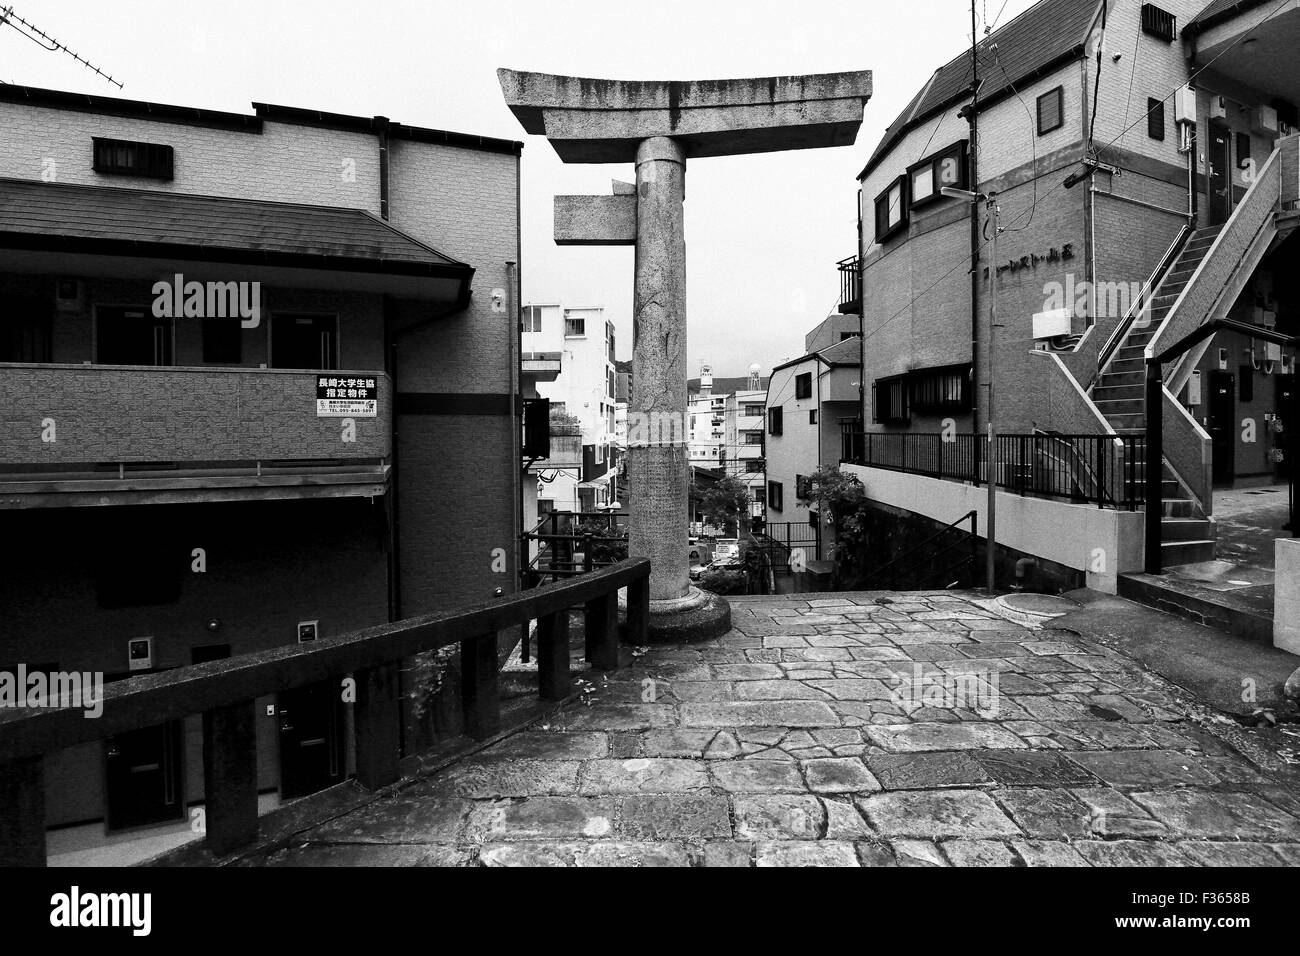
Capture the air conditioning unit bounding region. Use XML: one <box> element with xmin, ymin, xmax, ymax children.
<box><xmin>1032</xmin><ymin>307</ymin><xmax>1072</xmax><ymax>340</ymax></box>
<box><xmin>1253</xmin><ymin>105</ymin><xmax>1279</xmax><ymax>135</ymax></box>
<box><xmin>54</xmin><ymin>278</ymin><xmax>83</xmax><ymax>312</ymax></box>
<box><xmin>1209</xmin><ymin>95</ymin><xmax>1228</xmax><ymax>120</ymax></box>
<box><xmin>1174</xmin><ymin>85</ymin><xmax>1197</xmax><ymax>125</ymax></box>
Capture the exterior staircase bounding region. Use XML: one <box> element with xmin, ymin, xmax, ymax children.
<box><xmin>1089</xmin><ymin>226</ymin><xmax>1222</xmax><ymax>566</ymax></box>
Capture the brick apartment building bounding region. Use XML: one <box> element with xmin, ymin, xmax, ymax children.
<box><xmin>0</xmin><ymin>83</ymin><xmax>522</xmax><ymax>849</ymax></box>
<box><xmin>844</xmin><ymin>0</ymin><xmax>1299</xmax><ymax>582</ymax></box>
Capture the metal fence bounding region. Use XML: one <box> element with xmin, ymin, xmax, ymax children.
<box><xmin>760</xmin><ymin>521</ymin><xmax>823</xmax><ymax>573</ymax></box>
<box><xmin>521</xmin><ymin>511</ymin><xmax>629</xmax><ymax>586</ymax></box>
<box><xmin>840</xmin><ymin>424</ymin><xmax>1146</xmax><ymax>510</ymax></box>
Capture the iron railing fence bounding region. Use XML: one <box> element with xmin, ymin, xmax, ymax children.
<box><xmin>839</xmin><ymin>424</ymin><xmax>1146</xmax><ymax>510</ymax></box>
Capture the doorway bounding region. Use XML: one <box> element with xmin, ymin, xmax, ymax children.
<box><xmin>1207</xmin><ymin>120</ymin><xmax>1232</xmax><ymax>227</ymax></box>
<box><xmin>0</xmin><ymin>294</ymin><xmax>52</xmax><ymax>362</ymax></box>
<box><xmin>1277</xmin><ymin>373</ymin><xmax>1296</xmax><ymax>482</ymax></box>
<box><xmin>271</xmin><ymin>313</ymin><xmax>337</xmax><ymax>370</ymax></box>
<box><xmin>277</xmin><ymin>680</ymin><xmax>345</xmax><ymax>800</ymax></box>
<box><xmin>96</xmin><ymin>306</ymin><xmax>173</xmax><ymax>366</ymax></box>
<box><xmin>1209</xmin><ymin>369</ymin><xmax>1236</xmax><ymax>485</ymax></box>
<box><xmin>104</xmin><ymin>719</ymin><xmax>184</xmax><ymax>831</ymax></box>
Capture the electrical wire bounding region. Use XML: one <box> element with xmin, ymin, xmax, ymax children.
<box><xmin>994</xmin><ymin>45</ymin><xmax>1038</xmax><ymax>232</ymax></box>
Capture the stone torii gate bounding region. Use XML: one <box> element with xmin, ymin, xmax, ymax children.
<box><xmin>499</xmin><ymin>69</ymin><xmax>872</xmax><ymax>640</ymax></box>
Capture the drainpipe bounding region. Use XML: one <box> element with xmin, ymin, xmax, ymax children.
<box><xmin>375</xmin><ymin>116</ymin><xmax>391</xmax><ymax>221</ymax></box>
<box><xmin>508</xmin><ymin>260</ymin><xmax>521</xmax><ymax>593</ymax></box>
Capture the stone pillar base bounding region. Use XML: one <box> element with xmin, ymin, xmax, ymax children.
<box><xmin>621</xmin><ymin>586</ymin><xmax>731</xmax><ymax>645</ymax></box>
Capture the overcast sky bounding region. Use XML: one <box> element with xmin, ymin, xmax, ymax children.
<box><xmin>2</xmin><ymin>0</ymin><xmax>1037</xmax><ymax>376</ymax></box>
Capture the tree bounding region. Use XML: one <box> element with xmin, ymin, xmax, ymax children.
<box><xmin>796</xmin><ymin>465</ymin><xmax>870</xmax><ymax>586</ymax></box>
<box><xmin>696</xmin><ymin>475</ymin><xmax>752</xmax><ymax>537</ymax></box>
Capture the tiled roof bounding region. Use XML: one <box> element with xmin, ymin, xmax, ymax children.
<box><xmin>0</xmin><ymin>177</ymin><xmax>469</xmax><ymax>276</ymax></box>
<box><xmin>770</xmin><ymin>335</ymin><xmax>862</xmax><ymax>374</ymax></box>
<box><xmin>1183</xmin><ymin>0</ymin><xmax>1269</xmax><ymax>34</ymax></box>
<box><xmin>860</xmin><ymin>0</ymin><xmax>1101</xmax><ymax>180</ymax></box>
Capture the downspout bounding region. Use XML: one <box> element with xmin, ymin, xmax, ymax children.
<box><xmin>507</xmin><ymin>257</ymin><xmax>521</xmax><ymax>595</ymax></box>
<box><xmin>375</xmin><ymin>116</ymin><xmax>397</xmax><ymax>622</ymax></box>
<box><xmin>513</xmin><ymin>149</ymin><xmax>524</xmax><ymax>593</ymax></box>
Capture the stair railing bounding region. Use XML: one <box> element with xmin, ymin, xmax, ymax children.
<box><xmin>1089</xmin><ymin>222</ymin><xmax>1192</xmax><ymax>390</ymax></box>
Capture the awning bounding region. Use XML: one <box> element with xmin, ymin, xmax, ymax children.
<box><xmin>0</xmin><ymin>177</ymin><xmax>473</xmax><ymax>301</ymax></box>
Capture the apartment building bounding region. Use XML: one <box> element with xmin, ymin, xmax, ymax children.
<box><xmin>521</xmin><ymin>303</ymin><xmax>618</xmax><ymax>516</ymax></box>
<box><xmin>0</xmin><ymin>83</ymin><xmax>521</xmax><ymax>848</ymax></box>
<box><xmin>843</xmin><ymin>0</ymin><xmax>1299</xmax><ymax>582</ymax></box>
<box><xmin>724</xmin><ymin>387</ymin><xmax>769</xmax><ymax>520</ymax></box>
<box><xmin>765</xmin><ymin>335</ymin><xmax>861</xmax><ymax>552</ymax></box>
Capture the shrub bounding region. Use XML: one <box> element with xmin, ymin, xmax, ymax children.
<box><xmin>699</xmin><ymin>570</ymin><xmax>746</xmax><ymax>595</ymax></box>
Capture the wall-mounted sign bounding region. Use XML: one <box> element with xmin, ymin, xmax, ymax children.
<box><xmin>985</xmin><ymin>243</ymin><xmax>1075</xmax><ymax>279</ymax></box>
<box><xmin>316</xmin><ymin>376</ymin><xmax>377</xmax><ymax>417</ymax></box>
<box><xmin>297</xmin><ymin>620</ymin><xmax>318</xmax><ymax>643</ymax></box>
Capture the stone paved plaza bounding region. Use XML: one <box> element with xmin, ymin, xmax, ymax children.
<box><xmin>256</xmin><ymin>592</ymin><xmax>1300</xmax><ymax>867</ymax></box>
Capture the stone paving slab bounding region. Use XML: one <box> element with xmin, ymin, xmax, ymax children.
<box><xmin>269</xmin><ymin>590</ymin><xmax>1300</xmax><ymax>867</ymax></box>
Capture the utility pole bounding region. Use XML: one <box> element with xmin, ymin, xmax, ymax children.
<box><xmin>945</xmin><ymin>186</ymin><xmax>1001</xmax><ymax>593</ymax></box>
<box><xmin>985</xmin><ymin>195</ymin><xmax>1001</xmax><ymax>594</ymax></box>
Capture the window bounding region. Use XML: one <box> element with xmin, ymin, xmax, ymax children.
<box><xmin>1236</xmin><ymin>132</ymin><xmax>1252</xmax><ymax>169</ymax></box>
<box><xmin>754</xmin><ymin>486</ymin><xmax>766</xmax><ymax>506</ymax></box>
<box><xmin>92</xmin><ymin>137</ymin><xmax>174</xmax><ymax>180</ymax></box>
<box><xmin>564</xmin><ymin>314</ymin><xmax>585</xmax><ymax>336</ymax></box>
<box><xmin>795</xmin><ymin>372</ymin><xmax>812</xmax><ymax>399</ymax></box>
<box><xmin>840</xmin><ymin>332</ymin><xmax>857</xmax><ymax>341</ymax></box>
<box><xmin>795</xmin><ymin>474</ymin><xmax>811</xmax><ymax>499</ymax></box>
<box><xmin>1141</xmin><ymin>3</ymin><xmax>1177</xmax><ymax>42</ymax></box>
<box><xmin>523</xmin><ymin>306</ymin><xmax>543</xmax><ymax>332</ymax></box>
<box><xmin>910</xmin><ymin>364</ymin><xmax>972</xmax><ymax>412</ymax></box>
<box><xmin>743</xmin><ymin>457</ymin><xmax>763</xmax><ymax>473</ymax></box>
<box><xmin>1037</xmin><ymin>87</ymin><xmax>1064</xmax><ymax>136</ymax></box>
<box><xmin>908</xmin><ymin>141</ymin><xmax>968</xmax><ymax>210</ymax></box>
<box><xmin>1147</xmin><ymin>98</ymin><xmax>1166</xmax><ymax>141</ymax></box>
<box><xmin>871</xmin><ymin>375</ymin><xmax>909</xmax><ymax>424</ymax></box>
<box><xmin>202</xmin><ymin>317</ymin><xmax>241</xmax><ymax>364</ymax></box>
<box><xmin>768</xmin><ymin>406</ymin><xmax>783</xmax><ymax>435</ymax></box>
<box><xmin>743</xmin><ymin>431</ymin><xmax>762</xmax><ymax>445</ymax></box>
<box><xmin>744</xmin><ymin>402</ymin><xmax>764</xmax><ymax>416</ymax></box>
<box><xmin>768</xmin><ymin>480</ymin><xmax>784</xmax><ymax>512</ymax></box>
<box><xmin>809</xmin><ymin>409</ymin><xmax>817</xmax><ymax>425</ymax></box>
<box><xmin>874</xmin><ymin>176</ymin><xmax>908</xmax><ymax>242</ymax></box>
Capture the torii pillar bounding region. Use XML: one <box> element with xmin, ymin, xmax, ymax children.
<box><xmin>500</xmin><ymin>69</ymin><xmax>872</xmax><ymax>641</ymax></box>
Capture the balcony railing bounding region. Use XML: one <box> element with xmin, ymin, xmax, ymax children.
<box><xmin>0</xmin><ymin>556</ymin><xmax>652</xmax><ymax>865</ymax></box>
<box><xmin>0</xmin><ymin>363</ymin><xmax>391</xmax><ymax>475</ymax></box>
<box><xmin>837</xmin><ymin>255</ymin><xmax>861</xmax><ymax>315</ymax></box>
<box><xmin>839</xmin><ymin>424</ymin><xmax>1145</xmax><ymax>510</ymax></box>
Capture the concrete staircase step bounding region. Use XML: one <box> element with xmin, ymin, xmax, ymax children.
<box><xmin>1118</xmin><ymin>573</ymin><xmax>1273</xmax><ymax>644</ymax></box>
<box><xmin>1160</xmin><ymin>539</ymin><xmax>1218</xmax><ymax>564</ymax></box>
<box><xmin>1161</xmin><ymin>517</ymin><xmax>1214</xmax><ymax>541</ymax></box>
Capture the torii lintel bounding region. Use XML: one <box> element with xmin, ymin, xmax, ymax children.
<box><xmin>498</xmin><ymin>68</ymin><xmax>872</xmax><ymax>164</ymax></box>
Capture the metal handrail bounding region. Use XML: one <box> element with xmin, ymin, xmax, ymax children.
<box><xmin>870</xmin><ymin>510</ymin><xmax>978</xmax><ymax>590</ymax></box>
<box><xmin>1093</xmin><ymin>221</ymin><xmax>1193</xmax><ymax>385</ymax></box>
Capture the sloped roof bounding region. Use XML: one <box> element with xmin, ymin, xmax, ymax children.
<box><xmin>1183</xmin><ymin>0</ymin><xmax>1269</xmax><ymax>35</ymax></box>
<box><xmin>0</xmin><ymin>177</ymin><xmax>469</xmax><ymax>277</ymax></box>
<box><xmin>770</xmin><ymin>334</ymin><xmax>862</xmax><ymax>374</ymax></box>
<box><xmin>859</xmin><ymin>0</ymin><xmax>1101</xmax><ymax>180</ymax></box>
<box><xmin>688</xmin><ymin>376</ymin><xmax>771</xmax><ymax>396</ymax></box>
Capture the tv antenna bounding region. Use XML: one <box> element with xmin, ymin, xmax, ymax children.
<box><xmin>0</xmin><ymin>5</ymin><xmax>124</xmax><ymax>88</ymax></box>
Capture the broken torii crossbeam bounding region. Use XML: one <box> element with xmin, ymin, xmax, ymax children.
<box><xmin>499</xmin><ymin>68</ymin><xmax>872</xmax><ymax>641</ymax></box>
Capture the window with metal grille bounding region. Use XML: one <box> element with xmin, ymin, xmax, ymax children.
<box><xmin>744</xmin><ymin>402</ymin><xmax>764</xmax><ymax>416</ymax></box>
<box><xmin>871</xmin><ymin>376</ymin><xmax>909</xmax><ymax>423</ymax></box>
<box><xmin>910</xmin><ymin>365</ymin><xmax>970</xmax><ymax>412</ymax></box>
<box><xmin>563</xmin><ymin>315</ymin><xmax>585</xmax><ymax>336</ymax></box>
<box><xmin>795</xmin><ymin>372</ymin><xmax>812</xmax><ymax>399</ymax></box>
<box><xmin>1141</xmin><ymin>3</ymin><xmax>1176</xmax><ymax>42</ymax></box>
<box><xmin>1037</xmin><ymin>87</ymin><xmax>1064</xmax><ymax>136</ymax></box>
<box><xmin>92</xmin><ymin>137</ymin><xmax>174</xmax><ymax>180</ymax></box>
<box><xmin>1147</xmin><ymin>98</ymin><xmax>1166</xmax><ymax>140</ymax></box>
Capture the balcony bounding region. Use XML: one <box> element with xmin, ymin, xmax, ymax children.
<box><xmin>837</xmin><ymin>255</ymin><xmax>861</xmax><ymax>315</ymax></box>
<box><xmin>521</xmin><ymin>350</ymin><xmax>563</xmax><ymax>382</ymax></box>
<box><xmin>0</xmin><ymin>363</ymin><xmax>391</xmax><ymax>508</ymax></box>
